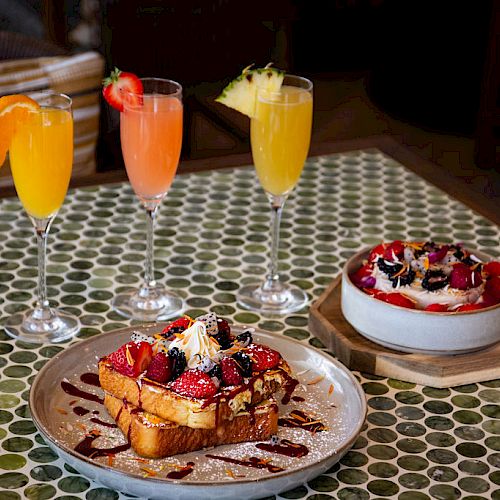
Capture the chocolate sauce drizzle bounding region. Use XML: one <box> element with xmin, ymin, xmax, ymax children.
<box><xmin>256</xmin><ymin>439</ymin><xmax>309</xmax><ymax>458</ymax></box>
<box><xmin>61</xmin><ymin>380</ymin><xmax>104</xmax><ymax>405</ymax></box>
<box><xmin>80</xmin><ymin>372</ymin><xmax>101</xmax><ymax>388</ymax></box>
<box><xmin>278</xmin><ymin>410</ymin><xmax>327</xmax><ymax>433</ymax></box>
<box><xmin>166</xmin><ymin>462</ymin><xmax>195</xmax><ymax>479</ymax></box>
<box><xmin>90</xmin><ymin>417</ymin><xmax>118</xmax><ymax>429</ymax></box>
<box><xmin>74</xmin><ymin>430</ymin><xmax>130</xmax><ymax>459</ymax></box>
<box><xmin>73</xmin><ymin>406</ymin><xmax>90</xmax><ymax>416</ymax></box>
<box><xmin>205</xmin><ymin>454</ymin><xmax>284</xmax><ymax>473</ymax></box>
<box><xmin>281</xmin><ymin>374</ymin><xmax>299</xmax><ymax>405</ymax></box>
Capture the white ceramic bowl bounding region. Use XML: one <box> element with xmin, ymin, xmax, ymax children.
<box><xmin>341</xmin><ymin>247</ymin><xmax>500</xmax><ymax>355</ymax></box>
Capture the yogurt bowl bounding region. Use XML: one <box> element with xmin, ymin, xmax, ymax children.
<box><xmin>341</xmin><ymin>246</ymin><xmax>500</xmax><ymax>355</ymax></box>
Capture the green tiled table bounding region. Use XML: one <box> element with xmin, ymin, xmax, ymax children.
<box><xmin>0</xmin><ymin>149</ymin><xmax>499</xmax><ymax>500</ymax></box>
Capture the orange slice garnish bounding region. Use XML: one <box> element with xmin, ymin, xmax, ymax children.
<box><xmin>0</xmin><ymin>94</ymin><xmax>40</xmax><ymax>166</ymax></box>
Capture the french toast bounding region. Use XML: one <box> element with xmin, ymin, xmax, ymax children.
<box><xmin>104</xmin><ymin>393</ymin><xmax>279</xmax><ymax>458</ymax></box>
<box><xmin>99</xmin><ymin>313</ymin><xmax>295</xmax><ymax>430</ymax></box>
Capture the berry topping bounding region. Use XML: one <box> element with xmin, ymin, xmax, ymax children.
<box><xmin>220</xmin><ymin>357</ymin><xmax>243</xmax><ymax>386</ymax></box>
<box><xmin>449</xmin><ymin>263</ymin><xmax>482</xmax><ymax>290</ymax></box>
<box><xmin>161</xmin><ymin>317</ymin><xmax>192</xmax><ymax>340</ymax></box>
<box><xmin>424</xmin><ymin>303</ymin><xmax>450</xmax><ymax>312</ymax></box>
<box><xmin>485</xmin><ymin>275</ymin><xmax>500</xmax><ymax>303</ymax></box>
<box><xmin>368</xmin><ymin>243</ymin><xmax>386</xmax><ymax>263</ymax></box>
<box><xmin>168</xmin><ymin>347</ymin><xmax>187</xmax><ymax>380</ymax></box>
<box><xmin>389</xmin><ymin>267</ymin><xmax>416</xmax><ymax>288</ymax></box>
<box><xmin>428</xmin><ymin>245</ymin><xmax>449</xmax><ymax>264</ymax></box>
<box><xmin>455</xmin><ymin>303</ymin><xmax>485</xmax><ymax>312</ymax></box>
<box><xmin>349</xmin><ymin>263</ymin><xmax>374</xmax><ymax>288</ymax></box>
<box><xmin>376</xmin><ymin>292</ymin><xmax>416</xmax><ymax>309</ymax></box>
<box><xmin>102</xmin><ymin>68</ymin><xmax>143</xmax><ymax>112</ymax></box>
<box><xmin>213</xmin><ymin>318</ymin><xmax>233</xmax><ymax>349</ymax></box>
<box><xmin>422</xmin><ymin>269</ymin><xmax>449</xmax><ymax>291</ymax></box>
<box><xmin>232</xmin><ymin>351</ymin><xmax>253</xmax><ymax>377</ymax></box>
<box><xmin>170</xmin><ymin>369</ymin><xmax>218</xmax><ymax>399</ymax></box>
<box><xmin>146</xmin><ymin>352</ymin><xmax>172</xmax><ymax>383</ymax></box>
<box><xmin>108</xmin><ymin>341</ymin><xmax>152</xmax><ymax>377</ymax></box>
<box><xmin>236</xmin><ymin>329</ymin><xmax>253</xmax><ymax>347</ymax></box>
<box><xmin>377</xmin><ymin>258</ymin><xmax>404</xmax><ymax>277</ymax></box>
<box><xmin>383</xmin><ymin>240</ymin><xmax>405</xmax><ymax>261</ymax></box>
<box><xmin>247</xmin><ymin>344</ymin><xmax>281</xmax><ymax>371</ymax></box>
<box><xmin>208</xmin><ymin>363</ymin><xmax>222</xmax><ymax>380</ymax></box>
<box><xmin>484</xmin><ymin>261</ymin><xmax>500</xmax><ymax>278</ymax></box>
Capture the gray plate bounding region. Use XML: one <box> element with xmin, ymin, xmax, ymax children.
<box><xmin>30</xmin><ymin>324</ymin><xmax>367</xmax><ymax>500</ymax></box>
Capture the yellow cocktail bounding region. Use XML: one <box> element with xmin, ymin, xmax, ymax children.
<box><xmin>10</xmin><ymin>108</ymin><xmax>73</xmax><ymax>219</ymax></box>
<box><xmin>251</xmin><ymin>86</ymin><xmax>313</xmax><ymax>196</ymax></box>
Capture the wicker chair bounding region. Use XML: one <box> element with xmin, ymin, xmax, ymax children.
<box><xmin>0</xmin><ymin>30</ymin><xmax>67</xmax><ymax>60</ymax></box>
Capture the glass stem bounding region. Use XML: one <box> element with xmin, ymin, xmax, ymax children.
<box><xmin>144</xmin><ymin>206</ymin><xmax>158</xmax><ymax>289</ymax></box>
<box><xmin>35</xmin><ymin>228</ymin><xmax>50</xmax><ymax>311</ymax></box>
<box><xmin>263</xmin><ymin>196</ymin><xmax>285</xmax><ymax>290</ymax></box>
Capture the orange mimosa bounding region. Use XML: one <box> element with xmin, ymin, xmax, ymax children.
<box><xmin>120</xmin><ymin>96</ymin><xmax>182</xmax><ymax>201</ymax></box>
<box><xmin>10</xmin><ymin>108</ymin><xmax>73</xmax><ymax>219</ymax></box>
<box><xmin>251</xmin><ymin>86</ymin><xmax>312</xmax><ymax>196</ymax></box>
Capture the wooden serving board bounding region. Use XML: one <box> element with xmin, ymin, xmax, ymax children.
<box><xmin>309</xmin><ymin>275</ymin><xmax>500</xmax><ymax>388</ymax></box>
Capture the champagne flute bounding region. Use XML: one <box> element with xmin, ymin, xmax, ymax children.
<box><xmin>237</xmin><ymin>75</ymin><xmax>313</xmax><ymax>314</ymax></box>
<box><xmin>3</xmin><ymin>92</ymin><xmax>80</xmax><ymax>342</ymax></box>
<box><xmin>112</xmin><ymin>78</ymin><xmax>184</xmax><ymax>321</ymax></box>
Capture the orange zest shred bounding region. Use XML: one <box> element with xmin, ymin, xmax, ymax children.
<box><xmin>141</xmin><ymin>466</ymin><xmax>157</xmax><ymax>477</ymax></box>
<box><xmin>0</xmin><ymin>94</ymin><xmax>40</xmax><ymax>166</ymax></box>
<box><xmin>56</xmin><ymin>407</ymin><xmax>68</xmax><ymax>415</ymax></box>
<box><xmin>107</xmin><ymin>455</ymin><xmax>115</xmax><ymax>466</ymax></box>
<box><xmin>125</xmin><ymin>345</ymin><xmax>134</xmax><ymax>365</ymax></box>
<box><xmin>328</xmin><ymin>384</ymin><xmax>334</xmax><ymax>396</ymax></box>
<box><xmin>307</xmin><ymin>375</ymin><xmax>325</xmax><ymax>385</ymax></box>
<box><xmin>424</xmin><ymin>257</ymin><xmax>430</xmax><ymax>270</ymax></box>
<box><xmin>392</xmin><ymin>263</ymin><xmax>408</xmax><ymax>278</ymax></box>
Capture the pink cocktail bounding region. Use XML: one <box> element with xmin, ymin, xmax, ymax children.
<box><xmin>113</xmin><ymin>78</ymin><xmax>184</xmax><ymax>321</ymax></box>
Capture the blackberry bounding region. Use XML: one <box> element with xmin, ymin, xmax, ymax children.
<box><xmin>232</xmin><ymin>351</ymin><xmax>253</xmax><ymax>378</ymax></box>
<box><xmin>389</xmin><ymin>269</ymin><xmax>416</xmax><ymax>288</ymax></box>
<box><xmin>236</xmin><ymin>330</ymin><xmax>253</xmax><ymax>347</ymax></box>
<box><xmin>422</xmin><ymin>269</ymin><xmax>448</xmax><ymax>291</ymax></box>
<box><xmin>214</xmin><ymin>332</ymin><xmax>233</xmax><ymax>350</ymax></box>
<box><xmin>168</xmin><ymin>347</ymin><xmax>187</xmax><ymax>380</ymax></box>
<box><xmin>208</xmin><ymin>364</ymin><xmax>222</xmax><ymax>381</ymax></box>
<box><xmin>161</xmin><ymin>325</ymin><xmax>185</xmax><ymax>340</ymax></box>
<box><xmin>377</xmin><ymin>258</ymin><xmax>403</xmax><ymax>277</ymax></box>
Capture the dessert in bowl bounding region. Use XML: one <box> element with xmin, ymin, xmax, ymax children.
<box><xmin>341</xmin><ymin>241</ymin><xmax>500</xmax><ymax>354</ymax></box>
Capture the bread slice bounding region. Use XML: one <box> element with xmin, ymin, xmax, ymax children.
<box><xmin>98</xmin><ymin>359</ymin><xmax>291</xmax><ymax>429</ymax></box>
<box><xmin>104</xmin><ymin>393</ymin><xmax>278</xmax><ymax>458</ymax></box>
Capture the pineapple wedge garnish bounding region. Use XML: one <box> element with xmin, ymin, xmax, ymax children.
<box><xmin>216</xmin><ymin>64</ymin><xmax>284</xmax><ymax>118</ymax></box>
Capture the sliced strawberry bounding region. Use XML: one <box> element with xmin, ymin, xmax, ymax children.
<box><xmin>247</xmin><ymin>344</ymin><xmax>281</xmax><ymax>371</ymax></box>
<box><xmin>108</xmin><ymin>342</ymin><xmax>139</xmax><ymax>377</ymax></box>
<box><xmin>450</xmin><ymin>263</ymin><xmax>482</xmax><ymax>290</ymax></box>
<box><xmin>376</xmin><ymin>292</ymin><xmax>416</xmax><ymax>309</ymax></box>
<box><xmin>364</xmin><ymin>288</ymin><xmax>382</xmax><ymax>297</ymax></box>
<box><xmin>485</xmin><ymin>275</ymin><xmax>500</xmax><ymax>302</ymax></box>
<box><xmin>220</xmin><ymin>357</ymin><xmax>243</xmax><ymax>386</ymax></box>
<box><xmin>383</xmin><ymin>240</ymin><xmax>404</xmax><ymax>261</ymax></box>
<box><xmin>369</xmin><ymin>243</ymin><xmax>387</xmax><ymax>263</ymax></box>
<box><xmin>133</xmin><ymin>342</ymin><xmax>153</xmax><ymax>376</ymax></box>
<box><xmin>350</xmin><ymin>263</ymin><xmax>374</xmax><ymax>288</ymax></box>
<box><xmin>424</xmin><ymin>303</ymin><xmax>450</xmax><ymax>312</ymax></box>
<box><xmin>484</xmin><ymin>261</ymin><xmax>500</xmax><ymax>278</ymax></box>
<box><xmin>170</xmin><ymin>369</ymin><xmax>218</xmax><ymax>398</ymax></box>
<box><xmin>161</xmin><ymin>316</ymin><xmax>192</xmax><ymax>339</ymax></box>
<box><xmin>102</xmin><ymin>67</ymin><xmax>143</xmax><ymax>112</ymax></box>
<box><xmin>146</xmin><ymin>352</ymin><xmax>172</xmax><ymax>383</ymax></box>
<box><xmin>455</xmin><ymin>303</ymin><xmax>485</xmax><ymax>312</ymax></box>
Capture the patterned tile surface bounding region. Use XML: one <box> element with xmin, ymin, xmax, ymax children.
<box><xmin>0</xmin><ymin>150</ymin><xmax>499</xmax><ymax>499</ymax></box>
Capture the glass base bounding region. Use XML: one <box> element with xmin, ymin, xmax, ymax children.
<box><xmin>3</xmin><ymin>308</ymin><xmax>80</xmax><ymax>343</ymax></box>
<box><xmin>112</xmin><ymin>284</ymin><xmax>184</xmax><ymax>322</ymax></box>
<box><xmin>237</xmin><ymin>281</ymin><xmax>309</xmax><ymax>315</ymax></box>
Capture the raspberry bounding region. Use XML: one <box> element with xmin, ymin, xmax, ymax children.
<box><xmin>376</xmin><ymin>292</ymin><xmax>416</xmax><ymax>309</ymax></box>
<box><xmin>220</xmin><ymin>357</ymin><xmax>243</xmax><ymax>386</ymax></box>
<box><xmin>170</xmin><ymin>369</ymin><xmax>218</xmax><ymax>398</ymax></box>
<box><xmin>383</xmin><ymin>240</ymin><xmax>404</xmax><ymax>261</ymax></box>
<box><xmin>424</xmin><ymin>303</ymin><xmax>450</xmax><ymax>312</ymax></box>
<box><xmin>247</xmin><ymin>344</ymin><xmax>281</xmax><ymax>371</ymax></box>
<box><xmin>484</xmin><ymin>262</ymin><xmax>500</xmax><ymax>278</ymax></box>
<box><xmin>146</xmin><ymin>352</ymin><xmax>172</xmax><ymax>383</ymax></box>
<box><xmin>161</xmin><ymin>317</ymin><xmax>192</xmax><ymax>339</ymax></box>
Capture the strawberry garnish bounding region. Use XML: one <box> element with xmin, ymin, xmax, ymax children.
<box><xmin>108</xmin><ymin>342</ymin><xmax>139</xmax><ymax>377</ymax></box>
<box><xmin>102</xmin><ymin>67</ymin><xmax>143</xmax><ymax>112</ymax></box>
<box><xmin>424</xmin><ymin>303</ymin><xmax>450</xmax><ymax>312</ymax></box>
<box><xmin>369</xmin><ymin>243</ymin><xmax>387</xmax><ymax>263</ymax></box>
<box><xmin>349</xmin><ymin>263</ymin><xmax>375</xmax><ymax>288</ymax></box>
<box><xmin>146</xmin><ymin>352</ymin><xmax>172</xmax><ymax>383</ymax></box>
<box><xmin>450</xmin><ymin>263</ymin><xmax>482</xmax><ymax>290</ymax></box>
<box><xmin>383</xmin><ymin>240</ymin><xmax>404</xmax><ymax>261</ymax></box>
<box><xmin>484</xmin><ymin>261</ymin><xmax>500</xmax><ymax>278</ymax></box>
<box><xmin>455</xmin><ymin>303</ymin><xmax>485</xmax><ymax>312</ymax></box>
<box><xmin>375</xmin><ymin>292</ymin><xmax>416</xmax><ymax>309</ymax></box>
<box><xmin>485</xmin><ymin>275</ymin><xmax>500</xmax><ymax>302</ymax></box>
<box><xmin>161</xmin><ymin>316</ymin><xmax>192</xmax><ymax>339</ymax></box>
<box><xmin>170</xmin><ymin>369</ymin><xmax>218</xmax><ymax>399</ymax></box>
<box><xmin>247</xmin><ymin>344</ymin><xmax>281</xmax><ymax>371</ymax></box>
<box><xmin>220</xmin><ymin>357</ymin><xmax>243</xmax><ymax>386</ymax></box>
<box><xmin>133</xmin><ymin>342</ymin><xmax>153</xmax><ymax>376</ymax></box>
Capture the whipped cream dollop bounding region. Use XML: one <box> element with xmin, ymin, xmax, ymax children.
<box><xmin>169</xmin><ymin>320</ymin><xmax>220</xmax><ymax>368</ymax></box>
<box><xmin>372</xmin><ymin>267</ymin><xmax>484</xmax><ymax>308</ymax></box>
